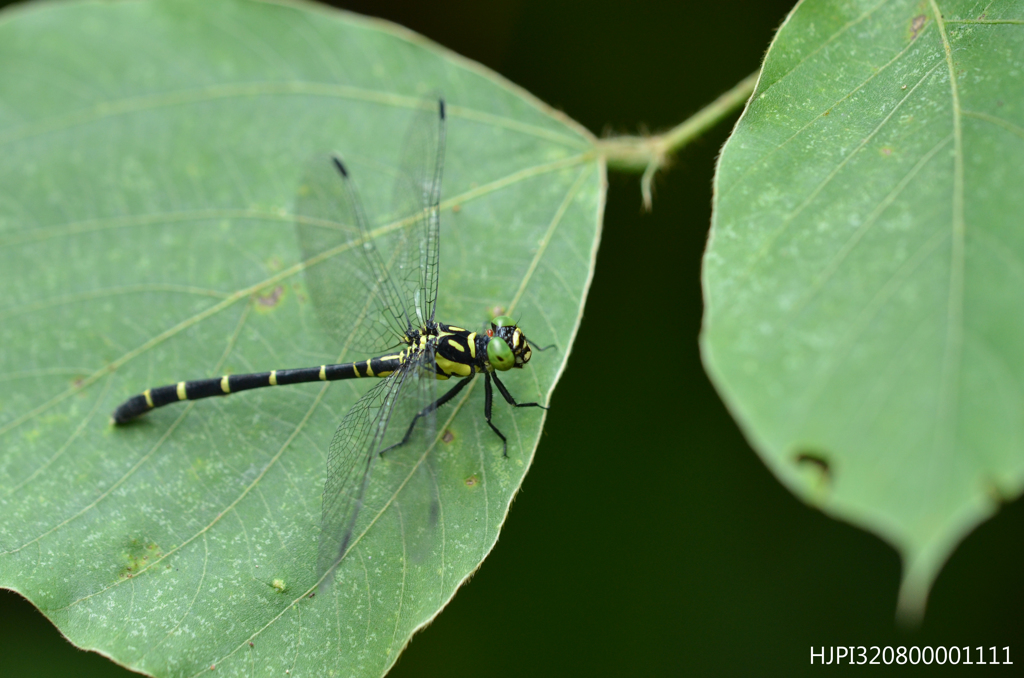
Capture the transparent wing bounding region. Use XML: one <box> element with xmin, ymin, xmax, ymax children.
<box><xmin>295</xmin><ymin>154</ymin><xmax>413</xmax><ymax>354</ymax></box>
<box><xmin>316</xmin><ymin>347</ymin><xmax>441</xmax><ymax>589</ymax></box>
<box><xmin>387</xmin><ymin>98</ymin><xmax>445</xmax><ymax>328</ymax></box>
<box><xmin>294</xmin><ymin>99</ymin><xmax>446</xmax><ymax>355</ymax></box>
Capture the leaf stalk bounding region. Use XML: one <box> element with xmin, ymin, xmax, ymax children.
<box><xmin>596</xmin><ymin>70</ymin><xmax>759</xmax><ymax>209</ymax></box>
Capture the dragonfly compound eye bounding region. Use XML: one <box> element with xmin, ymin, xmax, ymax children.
<box><xmin>487</xmin><ymin>337</ymin><xmax>515</xmax><ymax>371</ymax></box>
<box><xmin>490</xmin><ymin>315</ymin><xmax>515</xmax><ymax>329</ymax></box>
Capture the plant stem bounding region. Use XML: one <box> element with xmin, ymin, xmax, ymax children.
<box><xmin>596</xmin><ymin>70</ymin><xmax>759</xmax><ymax>209</ymax></box>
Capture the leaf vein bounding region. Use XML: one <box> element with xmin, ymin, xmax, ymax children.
<box><xmin>720</xmin><ymin>18</ymin><xmax>935</xmax><ymax>198</ymax></box>
<box><xmin>737</xmin><ymin>60</ymin><xmax>945</xmax><ymax>281</ymax></box>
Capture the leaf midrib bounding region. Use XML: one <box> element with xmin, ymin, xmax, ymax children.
<box><xmin>927</xmin><ymin>0</ymin><xmax>966</xmax><ymax>485</ymax></box>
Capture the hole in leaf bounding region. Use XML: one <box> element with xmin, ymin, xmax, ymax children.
<box><xmin>793</xmin><ymin>450</ymin><xmax>832</xmax><ymax>485</ymax></box>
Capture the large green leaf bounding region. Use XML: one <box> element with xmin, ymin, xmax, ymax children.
<box><xmin>703</xmin><ymin>0</ymin><xmax>1023</xmax><ymax>620</ymax></box>
<box><xmin>0</xmin><ymin>0</ymin><xmax>602</xmax><ymax>675</ymax></box>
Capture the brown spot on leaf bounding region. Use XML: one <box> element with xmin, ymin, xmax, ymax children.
<box><xmin>465</xmin><ymin>475</ymin><xmax>479</xmax><ymax>487</ymax></box>
<box><xmin>911</xmin><ymin>14</ymin><xmax>927</xmax><ymax>39</ymax></box>
<box><xmin>255</xmin><ymin>285</ymin><xmax>284</xmax><ymax>308</ymax></box>
<box><xmin>442</xmin><ymin>429</ymin><xmax>455</xmax><ymax>444</ymax></box>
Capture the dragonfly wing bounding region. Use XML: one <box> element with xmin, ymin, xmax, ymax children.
<box><xmin>316</xmin><ymin>346</ymin><xmax>441</xmax><ymax>589</ymax></box>
<box><xmin>386</xmin><ymin>98</ymin><xmax>445</xmax><ymax>328</ymax></box>
<box><xmin>295</xmin><ymin>153</ymin><xmax>413</xmax><ymax>355</ymax></box>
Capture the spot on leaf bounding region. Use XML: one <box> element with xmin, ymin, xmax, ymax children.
<box><xmin>910</xmin><ymin>14</ymin><xmax>927</xmax><ymax>40</ymax></box>
<box><xmin>254</xmin><ymin>285</ymin><xmax>285</xmax><ymax>311</ymax></box>
<box><xmin>117</xmin><ymin>538</ymin><xmax>162</xmax><ymax>580</ymax></box>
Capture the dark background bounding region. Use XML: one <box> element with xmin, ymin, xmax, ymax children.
<box><xmin>2</xmin><ymin>0</ymin><xmax>1022</xmax><ymax>676</ymax></box>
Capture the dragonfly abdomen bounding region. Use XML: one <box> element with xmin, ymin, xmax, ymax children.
<box><xmin>111</xmin><ymin>354</ymin><xmax>405</xmax><ymax>424</ymax></box>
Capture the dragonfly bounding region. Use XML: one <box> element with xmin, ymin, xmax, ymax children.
<box><xmin>111</xmin><ymin>98</ymin><xmax>550</xmax><ymax>587</ymax></box>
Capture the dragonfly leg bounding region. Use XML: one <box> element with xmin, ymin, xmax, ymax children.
<box><xmin>485</xmin><ymin>372</ymin><xmax>547</xmax><ymax>458</ymax></box>
<box><xmin>378</xmin><ymin>373</ymin><xmax>475</xmax><ymax>456</ymax></box>
<box><xmin>483</xmin><ymin>373</ymin><xmax>507</xmax><ymax>457</ymax></box>
<box><xmin>490</xmin><ymin>372</ymin><xmax>548</xmax><ymax>411</ymax></box>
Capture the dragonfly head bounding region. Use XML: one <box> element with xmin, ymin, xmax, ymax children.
<box><xmin>486</xmin><ymin>315</ymin><xmax>532</xmax><ymax>371</ymax></box>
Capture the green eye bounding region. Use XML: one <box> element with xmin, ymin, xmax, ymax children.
<box><xmin>487</xmin><ymin>337</ymin><xmax>514</xmax><ymax>371</ymax></box>
<box><xmin>491</xmin><ymin>315</ymin><xmax>515</xmax><ymax>329</ymax></box>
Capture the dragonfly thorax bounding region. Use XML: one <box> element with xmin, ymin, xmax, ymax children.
<box><xmin>423</xmin><ymin>317</ymin><xmax>534</xmax><ymax>381</ymax></box>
